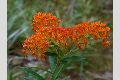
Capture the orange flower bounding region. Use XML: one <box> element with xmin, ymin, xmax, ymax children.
<box><xmin>32</xmin><ymin>12</ymin><xmax>61</xmax><ymax>32</ymax></box>
<box><xmin>22</xmin><ymin>30</ymin><xmax>50</xmax><ymax>60</ymax></box>
<box><xmin>102</xmin><ymin>40</ymin><xmax>111</xmax><ymax>47</ymax></box>
<box><xmin>22</xmin><ymin>12</ymin><xmax>111</xmax><ymax>60</ymax></box>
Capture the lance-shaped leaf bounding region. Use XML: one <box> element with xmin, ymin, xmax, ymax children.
<box><xmin>51</xmin><ymin>63</ymin><xmax>67</xmax><ymax>80</ymax></box>
<box><xmin>22</xmin><ymin>67</ymin><xmax>45</xmax><ymax>80</ymax></box>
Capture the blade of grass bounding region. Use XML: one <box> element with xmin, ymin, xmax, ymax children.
<box><xmin>8</xmin><ymin>27</ymin><xmax>28</xmax><ymax>48</ymax></box>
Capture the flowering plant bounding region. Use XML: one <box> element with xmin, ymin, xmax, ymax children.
<box><xmin>22</xmin><ymin>12</ymin><xmax>110</xmax><ymax>80</ymax></box>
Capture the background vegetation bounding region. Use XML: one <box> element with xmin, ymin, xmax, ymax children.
<box><xmin>8</xmin><ymin>0</ymin><xmax>113</xmax><ymax>80</ymax></box>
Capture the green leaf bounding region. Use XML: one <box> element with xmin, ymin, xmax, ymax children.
<box><xmin>8</xmin><ymin>29</ymin><xmax>20</xmax><ymax>41</ymax></box>
<box><xmin>8</xmin><ymin>11</ymin><xmax>25</xmax><ymax>31</ymax></box>
<box><xmin>21</xmin><ymin>77</ymin><xmax>29</xmax><ymax>80</ymax></box>
<box><xmin>49</xmin><ymin>42</ymin><xmax>64</xmax><ymax>57</ymax></box>
<box><xmin>61</xmin><ymin>55</ymin><xmax>85</xmax><ymax>63</ymax></box>
<box><xmin>7</xmin><ymin>71</ymin><xmax>13</xmax><ymax>80</ymax></box>
<box><xmin>80</xmin><ymin>58</ymin><xmax>84</xmax><ymax>74</ymax></box>
<box><xmin>20</xmin><ymin>76</ymin><xmax>35</xmax><ymax>80</ymax></box>
<box><xmin>45</xmin><ymin>52</ymin><xmax>58</xmax><ymax>57</ymax></box>
<box><xmin>48</xmin><ymin>56</ymin><xmax>57</xmax><ymax>72</ymax></box>
<box><xmin>51</xmin><ymin>63</ymin><xmax>67</xmax><ymax>80</ymax></box>
<box><xmin>45</xmin><ymin>52</ymin><xmax>57</xmax><ymax>72</ymax></box>
<box><xmin>8</xmin><ymin>27</ymin><xmax>28</xmax><ymax>48</ymax></box>
<box><xmin>22</xmin><ymin>67</ymin><xmax>45</xmax><ymax>80</ymax></box>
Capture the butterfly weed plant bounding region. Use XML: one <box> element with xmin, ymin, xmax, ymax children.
<box><xmin>22</xmin><ymin>12</ymin><xmax>111</xmax><ymax>80</ymax></box>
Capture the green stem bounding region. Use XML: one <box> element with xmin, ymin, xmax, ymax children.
<box><xmin>51</xmin><ymin>63</ymin><xmax>66</xmax><ymax>80</ymax></box>
<box><xmin>80</xmin><ymin>59</ymin><xmax>84</xmax><ymax>74</ymax></box>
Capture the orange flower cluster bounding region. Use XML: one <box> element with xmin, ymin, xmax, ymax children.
<box><xmin>32</xmin><ymin>12</ymin><xmax>61</xmax><ymax>32</ymax></box>
<box><xmin>22</xmin><ymin>12</ymin><xmax>111</xmax><ymax>60</ymax></box>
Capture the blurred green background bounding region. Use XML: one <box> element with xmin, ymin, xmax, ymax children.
<box><xmin>7</xmin><ymin>0</ymin><xmax>113</xmax><ymax>80</ymax></box>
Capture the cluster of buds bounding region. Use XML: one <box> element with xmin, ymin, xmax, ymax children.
<box><xmin>22</xmin><ymin>12</ymin><xmax>111</xmax><ymax>60</ymax></box>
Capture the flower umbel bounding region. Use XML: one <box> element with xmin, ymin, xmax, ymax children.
<box><xmin>22</xmin><ymin>12</ymin><xmax>111</xmax><ymax>60</ymax></box>
<box><xmin>32</xmin><ymin>12</ymin><xmax>61</xmax><ymax>32</ymax></box>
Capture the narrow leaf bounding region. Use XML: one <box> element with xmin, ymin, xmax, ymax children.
<box><xmin>61</xmin><ymin>55</ymin><xmax>85</xmax><ymax>63</ymax></box>
<box><xmin>8</xmin><ymin>71</ymin><xmax>13</xmax><ymax>80</ymax></box>
<box><xmin>48</xmin><ymin>56</ymin><xmax>57</xmax><ymax>72</ymax></box>
<box><xmin>22</xmin><ymin>67</ymin><xmax>45</xmax><ymax>80</ymax></box>
<box><xmin>45</xmin><ymin>52</ymin><xmax>57</xmax><ymax>57</ymax></box>
<box><xmin>51</xmin><ymin>63</ymin><xmax>67</xmax><ymax>80</ymax></box>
